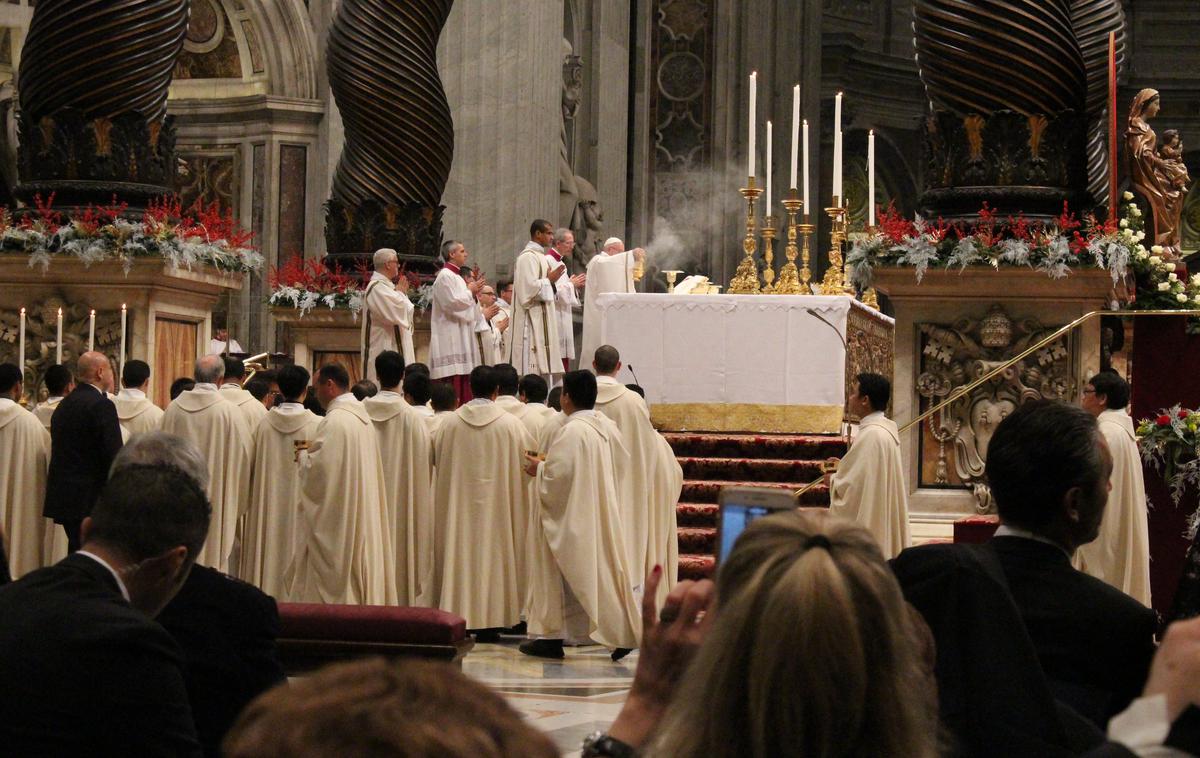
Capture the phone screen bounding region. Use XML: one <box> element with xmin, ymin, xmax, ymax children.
<box><xmin>719</xmin><ymin>503</ymin><xmax>777</xmax><ymax>561</ymax></box>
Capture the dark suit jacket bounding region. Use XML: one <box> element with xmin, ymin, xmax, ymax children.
<box><xmin>0</xmin><ymin>553</ymin><xmax>201</xmax><ymax>756</ymax></box>
<box><xmin>44</xmin><ymin>383</ymin><xmax>124</xmax><ymax>522</ymax></box>
<box><xmin>156</xmin><ymin>565</ymin><xmax>286</xmax><ymax>757</ymax></box>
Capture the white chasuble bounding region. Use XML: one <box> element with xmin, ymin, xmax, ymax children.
<box><xmin>0</xmin><ymin>401</ymin><xmax>50</xmax><ymax>578</ymax></box>
<box><xmin>363</xmin><ymin>392</ymin><xmax>435</xmax><ymax>606</ymax></box>
<box><xmin>362</xmin><ymin>271</ymin><xmax>416</xmax><ymax>382</ymax></box>
<box><xmin>1076</xmin><ymin>409</ymin><xmax>1152</xmax><ymax>605</ymax></box>
<box><xmin>162</xmin><ymin>389</ymin><xmax>252</xmax><ymax>572</ymax></box>
<box><xmin>580</xmin><ymin>251</ymin><xmax>636</xmax><ymax>367</ymax></box>
<box><xmin>114</xmin><ymin>388</ymin><xmax>164</xmax><ymax>437</ymax></box>
<box><xmin>290</xmin><ymin>394</ymin><xmax>396</xmax><ymax>605</ymax></box>
<box><xmin>219</xmin><ymin>383</ymin><xmax>269</xmax><ymax>429</ymax></box>
<box><xmin>429</xmin><ymin>401</ymin><xmax>532</xmax><ymax>628</ymax></box>
<box><xmin>429</xmin><ymin>265</ymin><xmax>481</xmax><ymax>379</ymax></box>
<box><xmin>528</xmin><ymin>411</ymin><xmax>641</xmax><ymax>649</ymax></box>
<box><xmin>506</xmin><ymin>243</ymin><xmax>562</xmax><ymax>378</ymax></box>
<box><xmin>240</xmin><ymin>404</ymin><xmax>320</xmax><ymax>598</ymax></box>
<box><xmin>596</xmin><ymin>376</ymin><xmax>682</xmax><ymax>602</ymax></box>
<box><xmin>829</xmin><ymin>412</ymin><xmax>910</xmax><ymax>559</ymax></box>
<box><xmin>32</xmin><ymin>398</ymin><xmax>62</xmax><ymax>431</ymax></box>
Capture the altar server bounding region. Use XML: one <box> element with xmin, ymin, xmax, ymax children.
<box><xmin>428</xmin><ymin>366</ymin><xmax>531</xmax><ymax>633</ymax></box>
<box><xmin>1077</xmin><ymin>372</ymin><xmax>1151</xmax><ymax>605</ymax></box>
<box><xmin>0</xmin><ymin>363</ymin><xmax>50</xmax><ymax>578</ymax></box>
<box><xmin>579</xmin><ymin>238</ymin><xmax>645</xmax><ymax>368</ymax></box>
<box><xmin>32</xmin><ymin>364</ymin><xmax>73</xmax><ymax>430</ymax></box>
<box><xmin>476</xmin><ymin>284</ymin><xmax>508</xmax><ymax>366</ymax></box>
<box><xmin>593</xmin><ymin>345</ymin><xmax>683</xmax><ymax>604</ymax></box>
<box><xmin>363</xmin><ymin>351</ymin><xmax>434</xmax><ymax>605</ymax></box>
<box><xmin>521</xmin><ymin>370</ymin><xmax>641</xmax><ymax>660</ymax></box>
<box><xmin>240</xmin><ymin>365</ymin><xmax>320</xmax><ymax>598</ymax></box>
<box><xmin>430</xmin><ymin>241</ymin><xmax>484</xmax><ymax>402</ymax></box>
<box><xmin>209</xmin><ymin>327</ymin><xmax>244</xmax><ymax>356</ymax></box>
<box><xmin>113</xmin><ymin>359</ymin><xmax>163</xmax><ymax>437</ymax></box>
<box><xmin>361</xmin><ymin>248</ymin><xmax>415</xmax><ymax>383</ymax></box>
<box><xmin>548</xmin><ymin>229</ymin><xmax>587</xmax><ymax>371</ymax></box>
<box><xmin>289</xmin><ymin>363</ymin><xmax>395</xmax><ymax>605</ymax></box>
<box><xmin>507</xmin><ymin>219</ymin><xmax>564</xmax><ymax>383</ymax></box>
<box><xmin>825</xmin><ymin>373</ymin><xmax>910</xmax><ymax>559</ymax></box>
<box><xmin>219</xmin><ymin>356</ymin><xmax>269</xmax><ymax>429</ymax></box>
<box><xmin>161</xmin><ymin>354</ymin><xmax>252</xmax><ymax>572</ymax></box>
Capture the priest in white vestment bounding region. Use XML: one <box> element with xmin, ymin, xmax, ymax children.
<box><xmin>0</xmin><ymin>364</ymin><xmax>51</xmax><ymax>578</ymax></box>
<box><xmin>476</xmin><ymin>284</ymin><xmax>508</xmax><ymax>366</ymax></box>
<box><xmin>32</xmin><ymin>364</ymin><xmax>74</xmax><ymax>430</ymax></box>
<box><xmin>289</xmin><ymin>363</ymin><xmax>396</xmax><ymax>605</ymax></box>
<box><xmin>428</xmin><ymin>366</ymin><xmax>532</xmax><ymax>632</ymax></box>
<box><xmin>506</xmin><ymin>220</ymin><xmax>565</xmax><ymax>382</ymax></box>
<box><xmin>579</xmin><ymin>238</ymin><xmax>645</xmax><ymax>368</ymax></box>
<box><xmin>219</xmin><ymin>356</ymin><xmax>269</xmax><ymax>429</ymax></box>
<box><xmin>430</xmin><ymin>241</ymin><xmax>485</xmax><ymax>402</ymax></box>
<box><xmin>363</xmin><ymin>351</ymin><xmax>434</xmax><ymax>606</ymax></box>
<box><xmin>1076</xmin><ymin>373</ymin><xmax>1151</xmax><ymax>605</ymax></box>
<box><xmin>361</xmin><ymin>247</ymin><xmax>415</xmax><ymax>383</ymax></box>
<box><xmin>593</xmin><ymin>346</ymin><xmax>683</xmax><ymax>605</ymax></box>
<box><xmin>548</xmin><ymin>229</ymin><xmax>587</xmax><ymax>371</ymax></box>
<box><xmin>240</xmin><ymin>365</ymin><xmax>320</xmax><ymax>598</ymax></box>
<box><xmin>113</xmin><ymin>359</ymin><xmax>164</xmax><ymax>437</ymax></box>
<box><xmin>521</xmin><ymin>370</ymin><xmax>641</xmax><ymax>660</ymax></box>
<box><xmin>826</xmin><ymin>373</ymin><xmax>910</xmax><ymax>559</ymax></box>
<box><xmin>208</xmin><ymin>328</ymin><xmax>244</xmax><ymax>356</ymax></box>
<box><xmin>161</xmin><ymin>354</ymin><xmax>252</xmax><ymax>572</ymax></box>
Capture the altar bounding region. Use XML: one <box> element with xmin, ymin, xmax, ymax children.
<box><xmin>593</xmin><ymin>293</ymin><xmax>894</xmax><ymax>434</ymax></box>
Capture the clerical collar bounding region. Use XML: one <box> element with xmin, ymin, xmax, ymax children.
<box><xmin>568</xmin><ymin>409</ymin><xmax>597</xmax><ymax>419</ymax></box>
<box><xmin>117</xmin><ymin>388</ymin><xmax>146</xmax><ymax>400</ymax></box>
<box><xmin>377</xmin><ymin>390</ymin><xmax>403</xmax><ymax>399</ymax></box>
<box><xmin>547</xmin><ymin>248</ymin><xmax>563</xmax><ymax>262</ymax></box>
<box><xmin>994</xmin><ymin>524</ymin><xmax>1072</xmax><ymax>558</ymax></box>
<box><xmin>444</xmin><ymin>262</ymin><xmax>462</xmax><ymax>274</ymax></box>
<box><xmin>596</xmin><ymin>375</ymin><xmax>620</xmax><ymax>385</ymax></box>
<box><xmin>466</xmin><ymin>398</ymin><xmax>492</xmax><ymax>406</ymax></box>
<box><xmin>193</xmin><ymin>383</ymin><xmax>219</xmax><ymax>393</ymax></box>
<box><xmin>76</xmin><ymin>550</ymin><xmax>131</xmax><ymax>602</ymax></box>
<box><xmin>861</xmin><ymin>410</ymin><xmax>885</xmax><ymax>423</ymax></box>
<box><xmin>527</xmin><ymin>241</ymin><xmax>545</xmax><ymax>254</ymax></box>
<box><xmin>221</xmin><ymin>381</ymin><xmax>242</xmax><ymax>390</ymax></box>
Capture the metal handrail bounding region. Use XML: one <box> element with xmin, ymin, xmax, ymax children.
<box><xmin>794</xmin><ymin>307</ymin><xmax>1200</xmax><ymax>498</ymax></box>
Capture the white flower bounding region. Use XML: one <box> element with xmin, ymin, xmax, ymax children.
<box><xmin>1191</xmin><ymin>273</ymin><xmax>1200</xmax><ymax>286</ymax></box>
<box><xmin>1130</xmin><ymin>206</ymin><xmax>1142</xmax><ymax>218</ymax></box>
<box><xmin>1122</xmin><ymin>229</ymin><xmax>1135</xmax><ymax>242</ymax></box>
<box><xmin>1124</xmin><ymin>191</ymin><xmax>1135</xmax><ymax>201</ymax></box>
<box><xmin>1164</xmin><ymin>262</ymin><xmax>1176</xmax><ymax>272</ymax></box>
<box><xmin>1178</xmin><ymin>293</ymin><xmax>1189</xmax><ymax>303</ymax></box>
<box><xmin>1149</xmin><ymin>255</ymin><xmax>1162</xmax><ymax>265</ymax></box>
<box><xmin>1158</xmin><ymin>282</ymin><xmax>1171</xmax><ymax>291</ymax></box>
<box><xmin>1152</xmin><ymin>245</ymin><xmax>1164</xmax><ymax>254</ymax></box>
<box><xmin>1120</xmin><ymin>219</ymin><xmax>1129</xmax><ymax>228</ymax></box>
<box><xmin>1194</xmin><ymin>293</ymin><xmax>1200</xmax><ymax>305</ymax></box>
<box><xmin>1136</xmin><ymin>230</ymin><xmax>1145</xmax><ymax>241</ymax></box>
<box><xmin>1136</xmin><ymin>247</ymin><xmax>1149</xmax><ymax>260</ymax></box>
<box><xmin>1169</xmin><ymin>272</ymin><xmax>1179</xmax><ymax>282</ymax></box>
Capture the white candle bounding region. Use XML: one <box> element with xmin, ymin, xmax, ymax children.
<box><xmin>790</xmin><ymin>84</ymin><xmax>800</xmax><ymax>189</ymax></box>
<box><xmin>18</xmin><ymin>307</ymin><xmax>25</xmax><ymax>378</ymax></box>
<box><xmin>766</xmin><ymin>120</ymin><xmax>773</xmax><ymax>211</ymax></box>
<box><xmin>868</xmin><ymin>130</ymin><xmax>876</xmax><ymax>227</ymax></box>
<box><xmin>119</xmin><ymin>304</ymin><xmax>127</xmax><ymax>372</ymax></box>
<box><xmin>56</xmin><ymin>308</ymin><xmax>62</xmax><ymax>364</ymax></box>
<box><xmin>748</xmin><ymin>71</ymin><xmax>757</xmax><ymax>179</ymax></box>
<box><xmin>803</xmin><ymin>120</ymin><xmax>811</xmax><ymax>217</ymax></box>
<box><xmin>88</xmin><ymin>309</ymin><xmax>95</xmax><ymax>351</ymax></box>
<box><xmin>833</xmin><ymin>92</ymin><xmax>843</xmax><ymax>203</ymax></box>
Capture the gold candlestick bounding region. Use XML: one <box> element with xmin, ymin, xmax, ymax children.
<box><xmin>774</xmin><ymin>189</ymin><xmax>804</xmax><ymax>294</ymax></box>
<box><xmin>860</xmin><ymin>224</ymin><xmax>879</xmax><ymax>309</ymax></box>
<box><xmin>820</xmin><ymin>198</ymin><xmax>851</xmax><ymax>296</ymax></box>
<box><xmin>761</xmin><ymin>215</ymin><xmax>777</xmax><ymax>292</ymax></box>
<box><xmin>798</xmin><ymin>221</ymin><xmax>815</xmax><ymax>292</ymax></box>
<box><xmin>727</xmin><ymin>176</ymin><xmax>762</xmax><ymax>294</ymax></box>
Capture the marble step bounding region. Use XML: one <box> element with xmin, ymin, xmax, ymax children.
<box><xmin>678</xmin><ymin>455</ymin><xmax>823</xmax><ymax>483</ymax></box>
<box><xmin>665</xmin><ymin>432</ymin><xmax>846</xmax><ymax>461</ymax></box>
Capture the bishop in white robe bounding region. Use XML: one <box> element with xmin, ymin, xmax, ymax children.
<box><xmin>1077</xmin><ymin>374</ymin><xmax>1151</xmax><ymax>605</ymax></box>
<box><xmin>241</xmin><ymin>389</ymin><xmax>320</xmax><ymax>598</ymax></box>
<box><xmin>827</xmin><ymin>375</ymin><xmax>910</xmax><ymax>559</ymax></box>
<box><xmin>161</xmin><ymin>356</ymin><xmax>253</xmax><ymax>572</ymax></box>
<box><xmin>428</xmin><ymin>369</ymin><xmax>532</xmax><ymax>629</ymax></box>
<box><xmin>580</xmin><ymin>239</ymin><xmax>644</xmax><ymax>368</ymax></box>
<box><xmin>361</xmin><ymin>248</ymin><xmax>416</xmax><ymax>383</ymax></box>
<box><xmin>522</xmin><ymin>372</ymin><xmax>641</xmax><ymax>657</ymax></box>
<box><xmin>430</xmin><ymin>244</ymin><xmax>484</xmax><ymax>400</ymax></box>
<box><xmin>0</xmin><ymin>372</ymin><xmax>51</xmax><ymax>579</ymax></box>
<box><xmin>290</xmin><ymin>373</ymin><xmax>396</xmax><ymax>606</ymax></box>
<box><xmin>506</xmin><ymin>223</ymin><xmax>564</xmax><ymax>381</ymax></box>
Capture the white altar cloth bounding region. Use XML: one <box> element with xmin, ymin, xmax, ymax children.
<box><xmin>594</xmin><ymin>293</ymin><xmax>892</xmax><ymax>433</ymax></box>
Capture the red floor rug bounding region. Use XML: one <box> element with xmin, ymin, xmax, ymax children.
<box><xmin>666</xmin><ymin>432</ymin><xmax>848</xmax><ymax>580</ymax></box>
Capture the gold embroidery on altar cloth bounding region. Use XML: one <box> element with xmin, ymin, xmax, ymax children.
<box><xmin>650</xmin><ymin>403</ymin><xmax>844</xmax><ymax>434</ymax></box>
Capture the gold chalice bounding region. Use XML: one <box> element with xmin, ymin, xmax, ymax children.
<box><xmin>663</xmin><ymin>270</ymin><xmax>684</xmax><ymax>294</ymax></box>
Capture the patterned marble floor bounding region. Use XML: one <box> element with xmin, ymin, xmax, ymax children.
<box><xmin>463</xmin><ymin>639</ymin><xmax>636</xmax><ymax>757</ymax></box>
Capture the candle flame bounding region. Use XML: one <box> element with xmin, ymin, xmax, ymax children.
<box><xmin>57</xmin><ymin>308</ymin><xmax>62</xmax><ymax>316</ymax></box>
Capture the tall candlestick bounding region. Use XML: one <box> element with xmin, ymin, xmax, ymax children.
<box><xmin>88</xmin><ymin>309</ymin><xmax>96</xmax><ymax>351</ymax></box>
<box><xmin>119</xmin><ymin>303</ymin><xmax>127</xmax><ymax>372</ymax></box>
<box><xmin>766</xmin><ymin>120</ymin><xmax>773</xmax><ymax>211</ymax></box>
<box><xmin>56</xmin><ymin>308</ymin><xmax>63</xmax><ymax>364</ymax></box>
<box><xmin>833</xmin><ymin>92</ymin><xmax>843</xmax><ymax>203</ymax></box>
<box><xmin>790</xmin><ymin>84</ymin><xmax>800</xmax><ymax>189</ymax></box>
<box><xmin>1107</xmin><ymin>31</ymin><xmax>1118</xmax><ymax>223</ymax></box>
<box><xmin>748</xmin><ymin>71</ymin><xmax>757</xmax><ymax>178</ymax></box>
<box><xmin>18</xmin><ymin>307</ymin><xmax>25</xmax><ymax>380</ymax></box>
<box><xmin>803</xmin><ymin>119</ymin><xmax>811</xmax><ymax>218</ymax></box>
<box><xmin>868</xmin><ymin>130</ymin><xmax>876</xmax><ymax>227</ymax></box>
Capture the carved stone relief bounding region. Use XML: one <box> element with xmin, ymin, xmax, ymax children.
<box><xmin>0</xmin><ymin>298</ymin><xmax>123</xmax><ymax>401</ymax></box>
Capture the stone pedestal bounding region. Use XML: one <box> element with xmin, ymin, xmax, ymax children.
<box><xmin>874</xmin><ymin>267</ymin><xmax>1114</xmax><ymax>526</ymax></box>
<box><xmin>0</xmin><ymin>257</ymin><xmax>242</xmax><ymax>406</ymax></box>
<box><xmin>273</xmin><ymin>307</ymin><xmax>432</xmax><ymax>385</ymax></box>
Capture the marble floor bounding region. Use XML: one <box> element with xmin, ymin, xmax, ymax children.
<box><xmin>463</xmin><ymin>639</ymin><xmax>636</xmax><ymax>757</ymax></box>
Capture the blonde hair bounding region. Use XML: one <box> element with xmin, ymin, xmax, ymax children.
<box><xmin>647</xmin><ymin>510</ymin><xmax>939</xmax><ymax>758</ymax></box>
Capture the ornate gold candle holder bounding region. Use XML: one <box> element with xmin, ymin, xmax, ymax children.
<box><xmin>860</xmin><ymin>224</ymin><xmax>879</xmax><ymax>309</ymax></box>
<box><xmin>727</xmin><ymin>176</ymin><xmax>762</xmax><ymax>294</ymax></box>
<box><xmin>663</xmin><ymin>269</ymin><xmax>683</xmax><ymax>294</ymax></box>
<box><xmin>820</xmin><ymin>199</ymin><xmax>851</xmax><ymax>296</ymax></box>
<box><xmin>760</xmin><ymin>215</ymin><xmax>777</xmax><ymax>292</ymax></box>
<box><xmin>774</xmin><ymin>189</ymin><xmax>805</xmax><ymax>294</ymax></box>
<box><xmin>798</xmin><ymin>221</ymin><xmax>815</xmax><ymax>292</ymax></box>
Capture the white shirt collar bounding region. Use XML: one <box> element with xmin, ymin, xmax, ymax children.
<box><xmin>117</xmin><ymin>388</ymin><xmax>146</xmax><ymax>400</ymax></box>
<box><xmin>329</xmin><ymin>392</ymin><xmax>357</xmax><ymax>407</ymax></box>
<box><xmin>220</xmin><ymin>381</ymin><xmax>242</xmax><ymax>389</ymax></box>
<box><xmin>275</xmin><ymin>402</ymin><xmax>306</xmax><ymax>414</ymax></box>
<box><xmin>993</xmin><ymin>524</ymin><xmax>1072</xmax><ymax>558</ymax></box>
<box><xmin>568</xmin><ymin>409</ymin><xmax>597</xmax><ymax>419</ymax></box>
<box><xmin>193</xmin><ymin>382</ymin><xmax>219</xmax><ymax>392</ymax></box>
<box><xmin>377</xmin><ymin>390</ymin><xmax>403</xmax><ymax>399</ymax></box>
<box><xmin>88</xmin><ymin>382</ymin><xmax>107</xmax><ymax>395</ymax></box>
<box><xmin>76</xmin><ymin>551</ymin><xmax>132</xmax><ymax>602</ymax></box>
<box><xmin>596</xmin><ymin>375</ymin><xmax>620</xmax><ymax>385</ymax></box>
<box><xmin>862</xmin><ymin>410</ymin><xmax>886</xmax><ymax>422</ymax></box>
<box><xmin>411</xmin><ymin>404</ymin><xmax>434</xmax><ymax>416</ymax></box>
<box><xmin>526</xmin><ymin>241</ymin><xmax>545</xmax><ymax>254</ymax></box>
<box><xmin>466</xmin><ymin>397</ymin><xmax>492</xmax><ymax>406</ymax></box>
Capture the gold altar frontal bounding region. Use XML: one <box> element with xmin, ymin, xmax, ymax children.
<box><xmin>649</xmin><ymin>402</ymin><xmax>845</xmax><ymax>435</ymax></box>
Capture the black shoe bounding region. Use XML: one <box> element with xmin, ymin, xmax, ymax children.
<box><xmin>519</xmin><ymin>639</ymin><xmax>565</xmax><ymax>659</ymax></box>
<box><xmin>611</xmin><ymin>647</ymin><xmax>633</xmax><ymax>662</ymax></box>
<box><xmin>506</xmin><ymin>621</ymin><xmax>528</xmax><ymax>635</ymax></box>
<box><xmin>473</xmin><ymin>629</ymin><xmax>502</xmax><ymax>643</ymax></box>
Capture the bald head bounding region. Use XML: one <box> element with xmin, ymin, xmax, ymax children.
<box><xmin>77</xmin><ymin>351</ymin><xmax>113</xmax><ymax>392</ymax></box>
<box><xmin>194</xmin><ymin>354</ymin><xmax>224</xmax><ymax>384</ymax></box>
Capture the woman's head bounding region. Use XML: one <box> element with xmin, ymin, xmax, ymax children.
<box><xmin>649</xmin><ymin>510</ymin><xmax>938</xmax><ymax>758</ymax></box>
<box><xmin>1130</xmin><ymin>88</ymin><xmax>1161</xmax><ymax>122</ymax></box>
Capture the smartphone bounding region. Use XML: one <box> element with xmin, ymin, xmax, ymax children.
<box><xmin>716</xmin><ymin>486</ymin><xmax>798</xmax><ymax>565</ymax></box>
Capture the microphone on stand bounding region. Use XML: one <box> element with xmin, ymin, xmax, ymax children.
<box><xmin>626</xmin><ymin>363</ymin><xmax>641</xmax><ymax>386</ymax></box>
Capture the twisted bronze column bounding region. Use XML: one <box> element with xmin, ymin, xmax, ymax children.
<box><xmin>1071</xmin><ymin>0</ymin><xmax>1126</xmax><ymax>209</ymax></box>
<box><xmin>16</xmin><ymin>0</ymin><xmax>189</xmax><ymax>210</ymax></box>
<box><xmin>324</xmin><ymin>0</ymin><xmax>455</xmax><ymax>270</ymax></box>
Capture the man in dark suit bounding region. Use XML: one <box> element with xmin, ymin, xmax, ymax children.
<box><xmin>44</xmin><ymin>350</ymin><xmax>124</xmax><ymax>551</ymax></box>
<box><xmin>0</xmin><ymin>461</ymin><xmax>211</xmax><ymax>756</ymax></box>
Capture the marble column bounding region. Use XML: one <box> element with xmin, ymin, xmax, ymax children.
<box><xmin>437</xmin><ymin>0</ymin><xmax>563</xmax><ymax>280</ymax></box>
